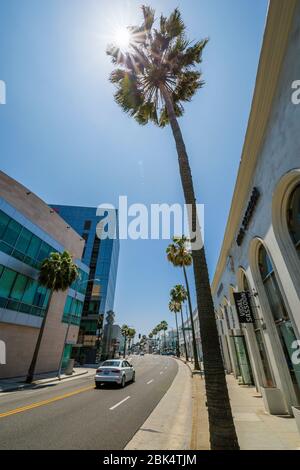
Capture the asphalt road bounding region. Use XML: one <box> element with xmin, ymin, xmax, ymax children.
<box><xmin>0</xmin><ymin>354</ymin><xmax>178</xmax><ymax>450</ymax></box>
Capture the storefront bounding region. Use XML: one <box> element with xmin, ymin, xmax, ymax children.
<box><xmin>212</xmin><ymin>0</ymin><xmax>300</xmax><ymax>416</ymax></box>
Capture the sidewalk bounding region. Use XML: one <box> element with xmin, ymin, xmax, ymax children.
<box><xmin>0</xmin><ymin>367</ymin><xmax>95</xmax><ymax>393</ymax></box>
<box><xmin>187</xmin><ymin>361</ymin><xmax>300</xmax><ymax>450</ymax></box>
<box><xmin>125</xmin><ymin>358</ymin><xmax>192</xmax><ymax>450</ymax></box>
<box><xmin>227</xmin><ymin>375</ymin><xmax>300</xmax><ymax>450</ymax></box>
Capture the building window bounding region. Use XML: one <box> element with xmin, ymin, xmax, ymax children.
<box><xmin>0</xmin><ymin>209</ymin><xmax>55</xmax><ymax>269</ymax></box>
<box><xmin>0</xmin><ymin>264</ymin><xmax>50</xmax><ymax>317</ymax></box>
<box><xmin>242</xmin><ymin>273</ymin><xmax>274</xmax><ymax>387</ymax></box>
<box><xmin>62</xmin><ymin>295</ymin><xmax>83</xmax><ymax>326</ymax></box>
<box><xmin>84</xmin><ymin>220</ymin><xmax>91</xmax><ymax>231</ymax></box>
<box><xmin>258</xmin><ymin>245</ymin><xmax>300</xmax><ymax>398</ymax></box>
<box><xmin>287</xmin><ymin>184</ymin><xmax>300</xmax><ymax>257</ymax></box>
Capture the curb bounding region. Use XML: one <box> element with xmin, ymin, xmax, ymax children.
<box><xmin>176</xmin><ymin>357</ymin><xmax>210</xmax><ymax>449</ymax></box>
<box><xmin>125</xmin><ymin>358</ymin><xmax>192</xmax><ymax>450</ymax></box>
<box><xmin>174</xmin><ymin>356</ymin><xmax>193</xmax><ymax>377</ymax></box>
<box><xmin>0</xmin><ymin>369</ymin><xmax>89</xmax><ymax>393</ymax></box>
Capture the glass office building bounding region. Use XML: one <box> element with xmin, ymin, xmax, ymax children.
<box><xmin>0</xmin><ymin>171</ymin><xmax>89</xmax><ymax>378</ymax></box>
<box><xmin>50</xmin><ymin>205</ymin><xmax>120</xmax><ymax>363</ymax></box>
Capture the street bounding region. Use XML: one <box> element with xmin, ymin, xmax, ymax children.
<box><xmin>0</xmin><ymin>355</ymin><xmax>178</xmax><ymax>450</ymax></box>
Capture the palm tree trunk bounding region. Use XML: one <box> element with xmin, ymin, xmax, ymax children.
<box><xmin>26</xmin><ymin>290</ymin><xmax>53</xmax><ymax>384</ymax></box>
<box><xmin>180</xmin><ymin>305</ymin><xmax>189</xmax><ymax>362</ymax></box>
<box><xmin>182</xmin><ymin>265</ymin><xmax>200</xmax><ymax>370</ymax></box>
<box><xmin>123</xmin><ymin>337</ymin><xmax>127</xmax><ymax>358</ymax></box>
<box><xmin>161</xmin><ymin>86</ymin><xmax>239</xmax><ymax>450</ymax></box>
<box><xmin>174</xmin><ymin>313</ymin><xmax>180</xmax><ymax>357</ymax></box>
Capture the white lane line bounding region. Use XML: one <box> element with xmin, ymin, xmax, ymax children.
<box><xmin>160</xmin><ymin>371</ymin><xmax>164</xmax><ymax>375</ymax></box>
<box><xmin>147</xmin><ymin>379</ymin><xmax>154</xmax><ymax>385</ymax></box>
<box><xmin>109</xmin><ymin>396</ymin><xmax>130</xmax><ymax>410</ymax></box>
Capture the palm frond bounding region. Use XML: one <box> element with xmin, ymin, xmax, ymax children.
<box><xmin>106</xmin><ymin>6</ymin><xmax>207</xmax><ymax>128</ymax></box>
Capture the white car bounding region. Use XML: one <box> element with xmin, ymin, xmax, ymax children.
<box><xmin>95</xmin><ymin>360</ymin><xmax>135</xmax><ymax>388</ymax></box>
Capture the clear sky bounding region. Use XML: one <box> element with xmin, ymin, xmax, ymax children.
<box><xmin>0</xmin><ymin>0</ymin><xmax>268</xmax><ymax>335</ymax></box>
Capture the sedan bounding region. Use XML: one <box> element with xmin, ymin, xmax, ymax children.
<box><xmin>95</xmin><ymin>360</ymin><xmax>135</xmax><ymax>388</ymax></box>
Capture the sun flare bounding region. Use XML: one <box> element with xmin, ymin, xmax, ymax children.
<box><xmin>114</xmin><ymin>27</ymin><xmax>131</xmax><ymax>50</ymax></box>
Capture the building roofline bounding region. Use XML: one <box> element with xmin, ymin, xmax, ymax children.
<box><xmin>211</xmin><ymin>0</ymin><xmax>298</xmax><ymax>294</ymax></box>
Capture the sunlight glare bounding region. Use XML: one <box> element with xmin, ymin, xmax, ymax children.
<box><xmin>114</xmin><ymin>27</ymin><xmax>131</xmax><ymax>50</ymax></box>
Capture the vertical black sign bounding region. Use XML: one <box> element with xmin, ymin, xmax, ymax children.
<box><xmin>233</xmin><ymin>292</ymin><xmax>255</xmax><ymax>324</ymax></box>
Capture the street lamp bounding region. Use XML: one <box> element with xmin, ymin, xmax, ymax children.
<box><xmin>57</xmin><ymin>277</ymin><xmax>100</xmax><ymax>380</ymax></box>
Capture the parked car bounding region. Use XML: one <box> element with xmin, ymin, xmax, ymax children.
<box><xmin>139</xmin><ymin>351</ymin><xmax>145</xmax><ymax>356</ymax></box>
<box><xmin>95</xmin><ymin>360</ymin><xmax>135</xmax><ymax>388</ymax></box>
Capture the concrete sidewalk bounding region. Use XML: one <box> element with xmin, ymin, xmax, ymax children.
<box><xmin>125</xmin><ymin>358</ymin><xmax>192</xmax><ymax>450</ymax></box>
<box><xmin>227</xmin><ymin>375</ymin><xmax>300</xmax><ymax>450</ymax></box>
<box><xmin>0</xmin><ymin>367</ymin><xmax>95</xmax><ymax>393</ymax></box>
<box><xmin>188</xmin><ymin>364</ymin><xmax>300</xmax><ymax>450</ymax></box>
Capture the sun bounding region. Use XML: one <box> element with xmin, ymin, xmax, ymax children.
<box><xmin>114</xmin><ymin>27</ymin><xmax>131</xmax><ymax>50</ymax></box>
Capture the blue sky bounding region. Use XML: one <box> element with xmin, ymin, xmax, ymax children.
<box><xmin>0</xmin><ymin>0</ymin><xmax>268</xmax><ymax>335</ymax></box>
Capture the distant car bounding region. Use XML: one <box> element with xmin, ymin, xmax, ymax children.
<box><xmin>95</xmin><ymin>360</ymin><xmax>135</xmax><ymax>388</ymax></box>
<box><xmin>139</xmin><ymin>351</ymin><xmax>145</xmax><ymax>356</ymax></box>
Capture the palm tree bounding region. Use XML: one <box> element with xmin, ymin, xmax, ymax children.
<box><xmin>160</xmin><ymin>320</ymin><xmax>168</xmax><ymax>351</ymax></box>
<box><xmin>168</xmin><ymin>300</ymin><xmax>180</xmax><ymax>357</ymax></box>
<box><xmin>121</xmin><ymin>324</ymin><xmax>129</xmax><ymax>358</ymax></box>
<box><xmin>106</xmin><ymin>6</ymin><xmax>238</xmax><ymax>450</ymax></box>
<box><xmin>26</xmin><ymin>251</ymin><xmax>79</xmax><ymax>384</ymax></box>
<box><xmin>170</xmin><ymin>284</ymin><xmax>189</xmax><ymax>362</ymax></box>
<box><xmin>152</xmin><ymin>327</ymin><xmax>159</xmax><ymax>351</ymax></box>
<box><xmin>167</xmin><ymin>236</ymin><xmax>200</xmax><ymax>370</ymax></box>
<box><xmin>128</xmin><ymin>327</ymin><xmax>136</xmax><ymax>352</ymax></box>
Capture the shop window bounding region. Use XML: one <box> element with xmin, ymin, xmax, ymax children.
<box><xmin>258</xmin><ymin>245</ymin><xmax>300</xmax><ymax>398</ymax></box>
<box><xmin>243</xmin><ymin>273</ymin><xmax>274</xmax><ymax>387</ymax></box>
<box><xmin>287</xmin><ymin>184</ymin><xmax>300</xmax><ymax>257</ymax></box>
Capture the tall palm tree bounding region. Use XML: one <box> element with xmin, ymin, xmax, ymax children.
<box><xmin>167</xmin><ymin>236</ymin><xmax>200</xmax><ymax>370</ymax></box>
<box><xmin>160</xmin><ymin>320</ymin><xmax>168</xmax><ymax>351</ymax></box>
<box><xmin>168</xmin><ymin>300</ymin><xmax>180</xmax><ymax>357</ymax></box>
<box><xmin>107</xmin><ymin>6</ymin><xmax>238</xmax><ymax>450</ymax></box>
<box><xmin>121</xmin><ymin>324</ymin><xmax>129</xmax><ymax>358</ymax></box>
<box><xmin>128</xmin><ymin>327</ymin><xmax>136</xmax><ymax>352</ymax></box>
<box><xmin>26</xmin><ymin>251</ymin><xmax>79</xmax><ymax>384</ymax></box>
<box><xmin>170</xmin><ymin>285</ymin><xmax>189</xmax><ymax>362</ymax></box>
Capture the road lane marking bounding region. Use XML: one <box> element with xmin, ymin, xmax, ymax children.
<box><xmin>160</xmin><ymin>371</ymin><xmax>164</xmax><ymax>375</ymax></box>
<box><xmin>0</xmin><ymin>385</ymin><xmax>94</xmax><ymax>419</ymax></box>
<box><xmin>109</xmin><ymin>396</ymin><xmax>130</xmax><ymax>410</ymax></box>
<box><xmin>147</xmin><ymin>379</ymin><xmax>154</xmax><ymax>385</ymax></box>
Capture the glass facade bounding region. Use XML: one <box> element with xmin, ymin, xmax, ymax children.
<box><xmin>243</xmin><ymin>273</ymin><xmax>275</xmax><ymax>387</ymax></box>
<box><xmin>50</xmin><ymin>206</ymin><xmax>119</xmax><ymax>350</ymax></box>
<box><xmin>0</xmin><ymin>263</ymin><xmax>50</xmax><ymax>317</ymax></box>
<box><xmin>287</xmin><ymin>184</ymin><xmax>300</xmax><ymax>257</ymax></box>
<box><xmin>0</xmin><ymin>209</ymin><xmax>55</xmax><ymax>269</ymax></box>
<box><xmin>0</xmin><ymin>206</ymin><xmax>88</xmax><ymax>328</ymax></box>
<box><xmin>62</xmin><ymin>295</ymin><xmax>84</xmax><ymax>326</ymax></box>
<box><xmin>258</xmin><ymin>244</ymin><xmax>300</xmax><ymax>399</ymax></box>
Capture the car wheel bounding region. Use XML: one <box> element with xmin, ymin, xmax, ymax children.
<box><xmin>120</xmin><ymin>375</ymin><xmax>126</xmax><ymax>388</ymax></box>
<box><xmin>95</xmin><ymin>382</ymin><xmax>101</xmax><ymax>389</ymax></box>
<box><xmin>131</xmin><ymin>372</ymin><xmax>135</xmax><ymax>383</ymax></box>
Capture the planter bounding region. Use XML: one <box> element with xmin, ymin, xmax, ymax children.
<box><xmin>292</xmin><ymin>406</ymin><xmax>300</xmax><ymax>435</ymax></box>
<box><xmin>261</xmin><ymin>387</ymin><xmax>288</xmax><ymax>415</ymax></box>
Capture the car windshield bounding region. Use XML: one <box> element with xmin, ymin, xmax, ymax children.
<box><xmin>102</xmin><ymin>361</ymin><xmax>121</xmax><ymax>367</ymax></box>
